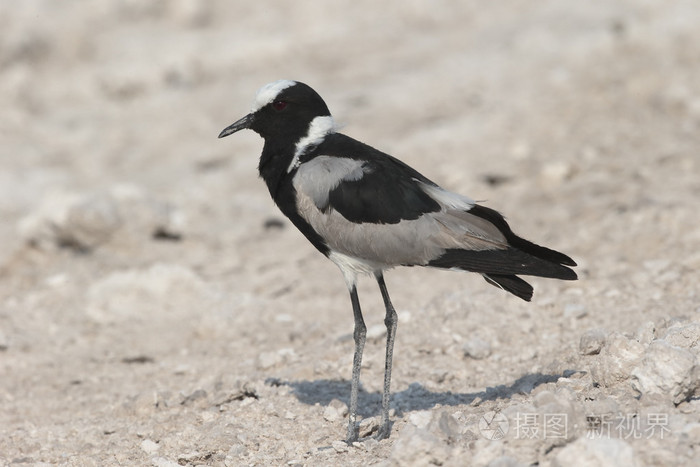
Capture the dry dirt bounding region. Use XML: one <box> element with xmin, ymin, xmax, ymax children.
<box><xmin>2</xmin><ymin>1</ymin><xmax>700</xmax><ymax>466</ymax></box>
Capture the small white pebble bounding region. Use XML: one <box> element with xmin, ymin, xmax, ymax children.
<box><xmin>463</xmin><ymin>337</ymin><xmax>492</xmax><ymax>359</ymax></box>
<box><xmin>323</xmin><ymin>399</ymin><xmax>348</xmax><ymax>422</ymax></box>
<box><xmin>140</xmin><ymin>439</ymin><xmax>159</xmax><ymax>454</ymax></box>
<box><xmin>366</xmin><ymin>324</ymin><xmax>386</xmax><ymax>341</ymax></box>
<box><xmin>258</xmin><ymin>351</ymin><xmax>281</xmax><ymax>369</ymax></box>
<box><xmin>564</xmin><ymin>303</ymin><xmax>587</xmax><ymax>319</ymax></box>
<box><xmin>408</xmin><ymin>410</ymin><xmax>432</xmax><ymax>429</ymax></box>
<box><xmin>275</xmin><ymin>313</ymin><xmax>293</xmax><ymax>322</ymax></box>
<box><xmin>46</xmin><ymin>274</ymin><xmax>69</xmax><ymax>287</ymax></box>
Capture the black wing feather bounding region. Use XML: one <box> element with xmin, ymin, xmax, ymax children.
<box><xmin>428</xmin><ymin>248</ymin><xmax>577</xmax><ymax>280</ymax></box>
<box><xmin>316</xmin><ymin>134</ymin><xmax>441</xmax><ymax>224</ymax></box>
<box><xmin>327</xmin><ymin>165</ymin><xmax>440</xmax><ymax>223</ymax></box>
<box><xmin>483</xmin><ymin>274</ymin><xmax>534</xmax><ymax>301</ymax></box>
<box><xmin>467</xmin><ymin>204</ymin><xmax>577</xmax><ymax>267</ymax></box>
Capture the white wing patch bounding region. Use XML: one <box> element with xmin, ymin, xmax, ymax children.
<box><xmin>418</xmin><ymin>181</ymin><xmax>475</xmax><ymax>210</ymax></box>
<box><xmin>418</xmin><ymin>181</ymin><xmax>506</xmax><ymax>245</ymax></box>
<box><xmin>251</xmin><ymin>80</ymin><xmax>296</xmax><ymax>112</ymax></box>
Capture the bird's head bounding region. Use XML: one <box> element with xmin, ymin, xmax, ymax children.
<box><xmin>218</xmin><ymin>80</ymin><xmax>335</xmax><ymax>143</ymax></box>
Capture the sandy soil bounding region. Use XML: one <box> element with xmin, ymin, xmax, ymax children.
<box><xmin>2</xmin><ymin>1</ymin><xmax>700</xmax><ymax>466</ymax></box>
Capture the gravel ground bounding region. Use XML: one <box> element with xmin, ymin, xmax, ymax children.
<box><xmin>2</xmin><ymin>1</ymin><xmax>700</xmax><ymax>466</ymax></box>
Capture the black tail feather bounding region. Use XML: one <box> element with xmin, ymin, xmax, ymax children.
<box><xmin>428</xmin><ymin>248</ymin><xmax>577</xmax><ymax>280</ymax></box>
<box><xmin>426</xmin><ymin>203</ymin><xmax>577</xmax><ymax>300</ymax></box>
<box><xmin>467</xmin><ymin>204</ymin><xmax>577</xmax><ymax>267</ymax></box>
<box><xmin>428</xmin><ymin>204</ymin><xmax>577</xmax><ymax>300</ymax></box>
<box><xmin>483</xmin><ymin>274</ymin><xmax>533</xmax><ymax>301</ymax></box>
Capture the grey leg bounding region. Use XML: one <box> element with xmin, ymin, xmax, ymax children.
<box><xmin>376</xmin><ymin>273</ymin><xmax>398</xmax><ymax>439</ymax></box>
<box><xmin>347</xmin><ymin>284</ymin><xmax>366</xmax><ymax>443</ymax></box>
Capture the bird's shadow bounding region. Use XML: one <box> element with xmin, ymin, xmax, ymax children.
<box><xmin>266</xmin><ymin>370</ymin><xmax>581</xmax><ymax>418</ymax></box>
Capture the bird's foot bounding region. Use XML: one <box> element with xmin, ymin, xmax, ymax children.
<box><xmin>376</xmin><ymin>422</ymin><xmax>392</xmax><ymax>440</ymax></box>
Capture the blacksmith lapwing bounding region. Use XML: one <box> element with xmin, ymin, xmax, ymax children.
<box><xmin>218</xmin><ymin>80</ymin><xmax>577</xmax><ymax>442</ymax></box>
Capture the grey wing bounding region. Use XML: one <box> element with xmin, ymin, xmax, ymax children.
<box><xmin>292</xmin><ymin>156</ymin><xmax>509</xmax><ymax>267</ymax></box>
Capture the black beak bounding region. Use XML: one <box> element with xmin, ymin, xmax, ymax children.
<box><xmin>218</xmin><ymin>113</ymin><xmax>254</xmax><ymax>138</ymax></box>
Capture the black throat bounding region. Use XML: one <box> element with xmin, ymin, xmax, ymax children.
<box><xmin>257</xmin><ymin>138</ymin><xmax>331</xmax><ymax>257</ymax></box>
<box><xmin>257</xmin><ymin>140</ymin><xmax>296</xmax><ymax>201</ymax></box>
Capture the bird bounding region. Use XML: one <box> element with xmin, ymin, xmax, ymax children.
<box><xmin>218</xmin><ymin>80</ymin><xmax>577</xmax><ymax>443</ymax></box>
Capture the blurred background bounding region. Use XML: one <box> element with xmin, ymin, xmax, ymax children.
<box><xmin>1</xmin><ymin>1</ymin><xmax>699</xmax><ymax>465</ymax></box>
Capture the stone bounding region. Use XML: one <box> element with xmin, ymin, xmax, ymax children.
<box><xmin>257</xmin><ymin>351</ymin><xmax>282</xmax><ymax>370</ymax></box>
<box><xmin>553</xmin><ymin>437</ymin><xmax>637</xmax><ymax>467</ymax></box>
<box><xmin>463</xmin><ymin>337</ymin><xmax>492</xmax><ymax>360</ymax></box>
<box><xmin>635</xmin><ymin>321</ymin><xmax>656</xmax><ymax>346</ymax></box>
<box><xmin>408</xmin><ymin>410</ymin><xmax>433</xmax><ymax>429</ymax></box>
<box><xmin>540</xmin><ymin>161</ymin><xmax>573</xmax><ymax>185</ymax></box>
<box><xmin>589</xmin><ymin>332</ymin><xmax>645</xmax><ymax>387</ymax></box>
<box><xmin>390</xmin><ymin>424</ymin><xmax>450</xmax><ymax>467</ymax></box>
<box><xmin>140</xmin><ymin>439</ymin><xmax>159</xmax><ymax>454</ymax></box>
<box><xmin>18</xmin><ymin>192</ymin><xmax>121</xmax><ymax>250</ymax></box>
<box><xmin>331</xmin><ymin>440</ymin><xmax>348</xmax><ymax>453</ymax></box>
<box><xmin>663</xmin><ymin>322</ymin><xmax>700</xmax><ymax>351</ymax></box>
<box><xmin>580</xmin><ymin>328</ymin><xmax>607</xmax><ymax>355</ymax></box>
<box><xmin>322</xmin><ymin>399</ymin><xmax>348</xmax><ymax>422</ymax></box>
<box><xmin>630</xmin><ymin>339</ymin><xmax>700</xmax><ymax>404</ymax></box>
<box><xmin>18</xmin><ymin>185</ymin><xmax>184</xmax><ymax>251</ymax></box>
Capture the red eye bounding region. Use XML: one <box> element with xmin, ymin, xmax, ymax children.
<box><xmin>272</xmin><ymin>100</ymin><xmax>287</xmax><ymax>111</ymax></box>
